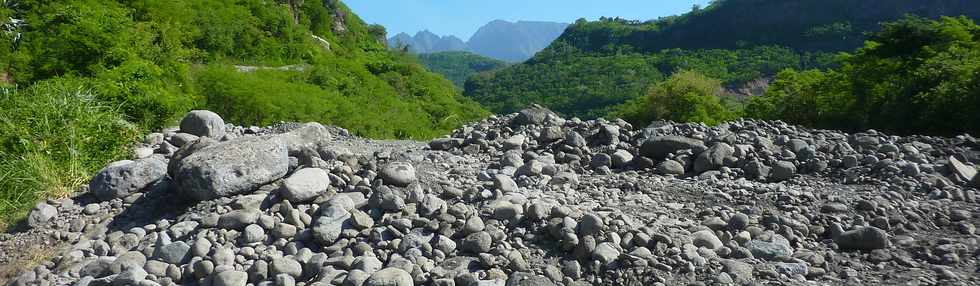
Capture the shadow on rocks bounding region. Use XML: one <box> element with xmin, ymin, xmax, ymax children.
<box><xmin>103</xmin><ymin>178</ymin><xmax>195</xmax><ymax>233</ymax></box>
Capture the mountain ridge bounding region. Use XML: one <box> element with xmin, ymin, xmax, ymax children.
<box><xmin>387</xmin><ymin>20</ymin><xmax>569</xmax><ymax>62</ymax></box>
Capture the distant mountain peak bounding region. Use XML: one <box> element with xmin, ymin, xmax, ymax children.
<box><xmin>387</xmin><ymin>20</ymin><xmax>569</xmax><ymax>62</ymax></box>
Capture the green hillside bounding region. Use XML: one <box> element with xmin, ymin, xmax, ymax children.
<box><xmin>0</xmin><ymin>0</ymin><xmax>486</xmax><ymax>224</ymax></box>
<box><xmin>417</xmin><ymin>51</ymin><xmax>509</xmax><ymax>88</ymax></box>
<box><xmin>464</xmin><ymin>0</ymin><xmax>980</xmax><ymax>120</ymax></box>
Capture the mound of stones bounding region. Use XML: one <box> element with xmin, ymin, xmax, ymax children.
<box><xmin>9</xmin><ymin>106</ymin><xmax>980</xmax><ymax>286</ymax></box>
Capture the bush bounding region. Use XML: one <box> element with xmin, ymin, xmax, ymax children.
<box><xmin>0</xmin><ymin>79</ymin><xmax>138</xmax><ymax>226</ymax></box>
<box><xmin>616</xmin><ymin>70</ymin><xmax>735</xmax><ymax>126</ymax></box>
<box><xmin>747</xmin><ymin>16</ymin><xmax>980</xmax><ymax>136</ymax></box>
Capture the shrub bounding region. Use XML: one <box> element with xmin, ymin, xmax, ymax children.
<box><xmin>617</xmin><ymin>70</ymin><xmax>735</xmax><ymax>126</ymax></box>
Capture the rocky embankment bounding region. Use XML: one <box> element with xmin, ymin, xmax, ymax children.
<box><xmin>3</xmin><ymin>106</ymin><xmax>979</xmax><ymax>286</ymax></box>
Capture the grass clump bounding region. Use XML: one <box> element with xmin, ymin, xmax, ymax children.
<box><xmin>0</xmin><ymin>79</ymin><xmax>139</xmax><ymax>224</ymax></box>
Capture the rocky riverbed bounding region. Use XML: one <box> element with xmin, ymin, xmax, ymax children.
<box><xmin>2</xmin><ymin>106</ymin><xmax>979</xmax><ymax>285</ymax></box>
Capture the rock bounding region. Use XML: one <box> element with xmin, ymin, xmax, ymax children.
<box><xmin>728</xmin><ymin>213</ymin><xmax>750</xmax><ymax>230</ymax></box>
<box><xmin>640</xmin><ymin>136</ymin><xmax>706</xmax><ymax>159</ymax></box>
<box><xmin>280</xmin><ymin>168</ymin><xmax>331</xmax><ymax>203</ymax></box>
<box><xmin>565</xmin><ymin>131</ymin><xmax>587</xmax><ymax>147</ymax></box>
<box><xmin>380</xmin><ymin>162</ymin><xmax>417</xmax><ymax>187</ymax></box>
<box><xmin>835</xmin><ymin>226</ymin><xmax>890</xmax><ymax>251</ymax></box>
<box><xmin>212</xmin><ymin>270</ymin><xmax>248</xmax><ymax>286</ymax></box>
<box><xmin>694</xmin><ymin>143</ymin><xmax>734</xmax><ymax>173</ymax></box>
<box><xmin>746</xmin><ymin>239</ymin><xmax>793</xmax><ymax>260</ymax></box>
<box><xmin>692</xmin><ymin>230</ymin><xmax>723</xmax><ymax>250</ymax></box>
<box><xmin>276</xmin><ymin>122</ymin><xmax>332</xmax><ymax>153</ymax></box>
<box><xmin>742</xmin><ymin>160</ymin><xmax>770</xmax><ymax>180</ymax></box>
<box><xmin>312</xmin><ymin>204</ymin><xmax>351</xmax><ymax>244</ymax></box>
<box><xmin>218</xmin><ymin>210</ymin><xmax>260</xmax><ymax>230</ymax></box>
<box><xmin>948</xmin><ymin>156</ymin><xmax>977</xmax><ymax>182</ymax></box>
<box><xmin>503</xmin><ymin>135</ymin><xmax>526</xmax><ymax>150</ymax></box>
<box><xmin>179</xmin><ymin>110</ymin><xmax>226</xmax><ymax>138</ymax></box>
<box><xmin>511</xmin><ymin>106</ymin><xmax>555</xmax><ymax>126</ymax></box>
<box><xmin>592</xmin><ymin>242</ymin><xmax>620</xmax><ymax>266</ymax></box>
<box><xmin>90</xmin><ymin>158</ymin><xmax>167</xmax><ymax>201</ymax></box>
<box><xmin>242</xmin><ymin>224</ymin><xmax>265</xmax><ymax>243</ymax></box>
<box><xmin>771</xmin><ymin>161</ymin><xmax>797</xmax><ymax>182</ymax></box>
<box><xmin>493</xmin><ymin>174</ymin><xmax>519</xmax><ymax>193</ymax></box>
<box><xmin>153</xmin><ymin>241</ymin><xmax>190</xmax><ymax>264</ymax></box>
<box><xmin>429</xmin><ymin>138</ymin><xmax>462</xmax><ymax>151</ymax></box>
<box><xmin>172</xmin><ymin>136</ymin><xmax>289</xmax><ymax>201</ymax></box>
<box><xmin>462</xmin><ymin>231</ymin><xmax>493</xmax><ymax>253</ymax></box>
<box><xmin>657</xmin><ymin>160</ymin><xmax>685</xmax><ymax>175</ymax></box>
<box><xmin>611</xmin><ymin>150</ymin><xmax>634</xmax><ymax>168</ymax></box>
<box><xmin>270</xmin><ymin>258</ymin><xmax>303</xmax><ymax>278</ymax></box>
<box><xmin>577</xmin><ymin>213</ymin><xmax>604</xmax><ymax>236</ymax></box>
<box><xmin>113</xmin><ymin>268</ymin><xmax>148</xmax><ymax>286</ymax></box>
<box><xmin>27</xmin><ymin>203</ymin><xmax>57</xmax><ymax>228</ymax></box>
<box><xmin>364</xmin><ymin>268</ymin><xmax>413</xmax><ymax>286</ymax></box>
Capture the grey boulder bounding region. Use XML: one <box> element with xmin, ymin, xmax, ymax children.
<box><xmin>172</xmin><ymin>136</ymin><xmax>289</xmax><ymax>201</ymax></box>
<box><xmin>27</xmin><ymin>203</ymin><xmax>58</xmax><ymax>228</ymax></box>
<box><xmin>280</xmin><ymin>168</ymin><xmax>331</xmax><ymax>203</ymax></box>
<box><xmin>364</xmin><ymin>268</ymin><xmax>413</xmax><ymax>286</ymax></box>
<box><xmin>312</xmin><ymin>204</ymin><xmax>352</xmax><ymax>244</ymax></box>
<box><xmin>640</xmin><ymin>136</ymin><xmax>707</xmax><ymax>159</ymax></box>
<box><xmin>380</xmin><ymin>162</ymin><xmax>417</xmax><ymax>187</ymax></box>
<box><xmin>90</xmin><ymin>157</ymin><xmax>167</xmax><ymax>201</ymax></box>
<box><xmin>835</xmin><ymin>226</ymin><xmax>890</xmax><ymax>251</ymax></box>
<box><xmin>179</xmin><ymin>110</ymin><xmax>226</xmax><ymax>138</ymax></box>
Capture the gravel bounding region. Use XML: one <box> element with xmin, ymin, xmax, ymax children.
<box><xmin>3</xmin><ymin>108</ymin><xmax>980</xmax><ymax>285</ymax></box>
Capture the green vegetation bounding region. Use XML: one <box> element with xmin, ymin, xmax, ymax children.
<box><xmin>417</xmin><ymin>51</ymin><xmax>509</xmax><ymax>88</ymax></box>
<box><xmin>615</xmin><ymin>70</ymin><xmax>736</xmax><ymax>126</ymax></box>
<box><xmin>465</xmin><ymin>0</ymin><xmax>980</xmax><ymax>123</ymax></box>
<box><xmin>746</xmin><ymin>16</ymin><xmax>980</xmax><ymax>136</ymax></box>
<box><xmin>0</xmin><ymin>0</ymin><xmax>486</xmax><ymax>224</ymax></box>
<box><xmin>0</xmin><ymin>79</ymin><xmax>139</xmax><ymax>223</ymax></box>
<box><xmin>465</xmin><ymin>45</ymin><xmax>825</xmax><ymax>118</ymax></box>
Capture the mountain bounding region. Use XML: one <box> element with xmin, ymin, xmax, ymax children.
<box><xmin>464</xmin><ymin>0</ymin><xmax>980</xmax><ymax>118</ymax></box>
<box><xmin>417</xmin><ymin>51</ymin><xmax>509</xmax><ymax>88</ymax></box>
<box><xmin>388</xmin><ymin>30</ymin><xmax>467</xmax><ymax>53</ymax></box>
<box><xmin>386</xmin><ymin>20</ymin><xmax>569</xmax><ymax>62</ymax></box>
<box><xmin>467</xmin><ymin>20</ymin><xmax>570</xmax><ymax>62</ymax></box>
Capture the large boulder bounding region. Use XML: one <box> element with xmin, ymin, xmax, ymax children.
<box><xmin>172</xmin><ymin>137</ymin><xmax>289</xmax><ymax>201</ymax></box>
<box><xmin>276</xmin><ymin>122</ymin><xmax>332</xmax><ymax>154</ymax></box>
<box><xmin>694</xmin><ymin>142</ymin><xmax>735</xmax><ymax>173</ymax></box>
<box><xmin>511</xmin><ymin>105</ymin><xmax>559</xmax><ymax>126</ymax></box>
<box><xmin>279</xmin><ymin>168</ymin><xmax>331</xmax><ymax>203</ymax></box>
<box><xmin>640</xmin><ymin>136</ymin><xmax>707</xmax><ymax>159</ymax></box>
<box><xmin>90</xmin><ymin>157</ymin><xmax>168</xmax><ymax>201</ymax></box>
<box><xmin>179</xmin><ymin>110</ymin><xmax>226</xmax><ymax>138</ymax></box>
<box><xmin>312</xmin><ymin>204</ymin><xmax>352</xmax><ymax>244</ymax></box>
<box><xmin>835</xmin><ymin>226</ymin><xmax>890</xmax><ymax>251</ymax></box>
<box><xmin>380</xmin><ymin>162</ymin><xmax>417</xmax><ymax>187</ymax></box>
<box><xmin>364</xmin><ymin>268</ymin><xmax>413</xmax><ymax>286</ymax></box>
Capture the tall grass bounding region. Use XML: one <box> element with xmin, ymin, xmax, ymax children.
<box><xmin>0</xmin><ymin>78</ymin><xmax>139</xmax><ymax>227</ymax></box>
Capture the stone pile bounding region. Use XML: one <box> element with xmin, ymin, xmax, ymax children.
<box><xmin>6</xmin><ymin>107</ymin><xmax>980</xmax><ymax>286</ymax></box>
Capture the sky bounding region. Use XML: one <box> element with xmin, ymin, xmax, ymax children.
<box><xmin>344</xmin><ymin>0</ymin><xmax>715</xmax><ymax>41</ymax></box>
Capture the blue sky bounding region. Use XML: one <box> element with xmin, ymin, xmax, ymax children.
<box><xmin>345</xmin><ymin>0</ymin><xmax>715</xmax><ymax>40</ymax></box>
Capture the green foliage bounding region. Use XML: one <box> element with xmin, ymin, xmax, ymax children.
<box><xmin>747</xmin><ymin>16</ymin><xmax>980</xmax><ymax>136</ymax></box>
<box><xmin>465</xmin><ymin>45</ymin><xmax>818</xmax><ymax>119</ymax></box>
<box><xmin>465</xmin><ymin>0</ymin><xmax>980</xmax><ymax>123</ymax></box>
<box><xmin>0</xmin><ymin>79</ymin><xmax>139</xmax><ymax>224</ymax></box>
<box><xmin>417</xmin><ymin>51</ymin><xmax>509</xmax><ymax>88</ymax></box>
<box><xmin>616</xmin><ymin>70</ymin><xmax>735</xmax><ymax>126</ymax></box>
